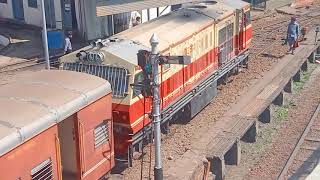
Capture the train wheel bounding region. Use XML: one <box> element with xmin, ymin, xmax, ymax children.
<box><xmin>244</xmin><ymin>56</ymin><xmax>249</xmax><ymax>69</ymax></box>
<box><xmin>127</xmin><ymin>145</ymin><xmax>133</xmax><ymax>167</ymax></box>
<box><xmin>232</xmin><ymin>66</ymin><xmax>240</xmax><ymax>75</ymax></box>
<box><xmin>161</xmin><ymin>121</ymin><xmax>170</xmax><ymax>134</ymax></box>
<box><xmin>134</xmin><ymin>141</ymin><xmax>144</xmax><ymax>153</ymax></box>
<box><xmin>181</xmin><ymin>103</ymin><xmax>192</xmax><ymax>123</ymax></box>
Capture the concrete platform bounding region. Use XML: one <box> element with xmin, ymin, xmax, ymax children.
<box><xmin>165</xmin><ymin>150</ymin><xmax>210</xmax><ymax>180</ymax></box>
<box><xmin>306</xmin><ymin>163</ymin><xmax>320</xmax><ymax>180</ymax></box>
<box><xmin>166</xmin><ymin>28</ymin><xmax>320</xmax><ymax>180</ymax></box>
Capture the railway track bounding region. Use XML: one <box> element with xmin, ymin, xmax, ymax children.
<box><xmin>278</xmin><ymin>102</ymin><xmax>320</xmax><ymax>180</ymax></box>
<box><xmin>0</xmin><ymin>60</ymin><xmax>44</xmax><ymax>73</ymax></box>
<box><xmin>0</xmin><ymin>57</ymin><xmax>60</xmax><ymax>74</ymax></box>
<box><xmin>251</xmin><ymin>11</ymin><xmax>320</xmax><ymax>60</ymax></box>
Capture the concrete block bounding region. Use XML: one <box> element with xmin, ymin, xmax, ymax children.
<box><xmin>165</xmin><ymin>150</ymin><xmax>209</xmax><ymax>180</ymax></box>
<box><xmin>210</xmin><ymin>157</ymin><xmax>225</xmax><ymax>180</ymax></box>
<box><xmin>301</xmin><ymin>60</ymin><xmax>308</xmax><ymax>71</ymax></box>
<box><xmin>258</xmin><ymin>105</ymin><xmax>272</xmax><ymax>123</ymax></box>
<box><xmin>225</xmin><ymin>139</ymin><xmax>241</xmax><ymax>166</ymax></box>
<box><xmin>284</xmin><ymin>79</ymin><xmax>293</xmax><ymax>93</ymax></box>
<box><xmin>242</xmin><ymin>121</ymin><xmax>257</xmax><ymax>143</ymax></box>
<box><xmin>273</xmin><ymin>92</ymin><xmax>284</xmax><ymax>106</ymax></box>
<box><xmin>308</xmin><ymin>51</ymin><xmax>315</xmax><ymax>63</ymax></box>
<box><xmin>293</xmin><ymin>70</ymin><xmax>301</xmax><ymax>82</ymax></box>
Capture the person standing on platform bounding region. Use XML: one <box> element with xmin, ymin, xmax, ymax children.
<box><xmin>130</xmin><ymin>11</ymin><xmax>141</xmax><ymax>28</ymax></box>
<box><xmin>133</xmin><ymin>16</ymin><xmax>141</xmax><ymax>27</ymax></box>
<box><xmin>287</xmin><ymin>17</ymin><xmax>300</xmax><ymax>55</ymax></box>
<box><xmin>64</xmin><ymin>31</ymin><xmax>73</xmax><ymax>54</ymax></box>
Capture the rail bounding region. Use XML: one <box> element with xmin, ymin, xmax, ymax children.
<box><xmin>277</xmin><ymin>102</ymin><xmax>320</xmax><ymax>180</ymax></box>
<box><xmin>0</xmin><ymin>56</ymin><xmax>61</xmax><ymax>74</ymax></box>
<box><xmin>251</xmin><ymin>13</ymin><xmax>320</xmax><ymax>60</ymax></box>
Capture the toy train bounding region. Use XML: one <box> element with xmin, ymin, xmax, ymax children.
<box><xmin>0</xmin><ymin>70</ymin><xmax>114</xmax><ymax>180</ymax></box>
<box><xmin>60</xmin><ymin>0</ymin><xmax>252</xmax><ymax>165</ymax></box>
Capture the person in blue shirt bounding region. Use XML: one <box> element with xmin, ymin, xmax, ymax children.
<box><xmin>287</xmin><ymin>17</ymin><xmax>300</xmax><ymax>55</ymax></box>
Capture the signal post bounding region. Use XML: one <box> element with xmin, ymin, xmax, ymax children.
<box><xmin>138</xmin><ymin>34</ymin><xmax>191</xmax><ymax>180</ymax></box>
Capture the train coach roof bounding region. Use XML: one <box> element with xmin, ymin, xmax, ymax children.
<box><xmin>0</xmin><ymin>70</ymin><xmax>111</xmax><ymax>156</ymax></box>
<box><xmin>114</xmin><ymin>1</ymin><xmax>234</xmax><ymax>56</ymax></box>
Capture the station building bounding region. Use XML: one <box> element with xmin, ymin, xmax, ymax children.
<box><xmin>0</xmin><ymin>0</ymin><xmax>194</xmax><ymax>40</ymax></box>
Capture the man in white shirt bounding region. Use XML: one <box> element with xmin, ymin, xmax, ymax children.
<box><xmin>130</xmin><ymin>11</ymin><xmax>141</xmax><ymax>28</ymax></box>
<box><xmin>64</xmin><ymin>31</ymin><xmax>72</xmax><ymax>54</ymax></box>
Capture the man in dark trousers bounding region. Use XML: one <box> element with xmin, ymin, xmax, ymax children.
<box><xmin>64</xmin><ymin>31</ymin><xmax>73</xmax><ymax>54</ymax></box>
<box><xmin>287</xmin><ymin>17</ymin><xmax>300</xmax><ymax>55</ymax></box>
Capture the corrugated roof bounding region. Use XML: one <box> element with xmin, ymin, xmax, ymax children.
<box><xmin>0</xmin><ymin>70</ymin><xmax>111</xmax><ymax>156</ymax></box>
<box><xmin>215</xmin><ymin>0</ymin><xmax>249</xmax><ymax>9</ymax></box>
<box><xmin>96</xmin><ymin>0</ymin><xmax>199</xmax><ymax>16</ymax></box>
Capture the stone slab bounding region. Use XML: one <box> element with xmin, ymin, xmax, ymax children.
<box><xmin>165</xmin><ymin>150</ymin><xmax>209</xmax><ymax>180</ymax></box>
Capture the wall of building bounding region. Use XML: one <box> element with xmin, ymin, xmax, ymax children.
<box><xmin>0</xmin><ymin>1</ymin><xmax>13</xmax><ymax>19</ymax></box>
<box><xmin>75</xmin><ymin>0</ymin><xmax>107</xmax><ymax>40</ymax></box>
<box><xmin>0</xmin><ymin>0</ymin><xmax>62</xmax><ymax>29</ymax></box>
<box><xmin>23</xmin><ymin>0</ymin><xmax>42</xmax><ymax>27</ymax></box>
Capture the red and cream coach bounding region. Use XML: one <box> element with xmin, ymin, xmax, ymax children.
<box><xmin>0</xmin><ymin>70</ymin><xmax>114</xmax><ymax>180</ymax></box>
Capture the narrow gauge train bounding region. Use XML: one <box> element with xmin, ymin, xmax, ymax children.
<box><xmin>0</xmin><ymin>71</ymin><xmax>114</xmax><ymax>180</ymax></box>
<box><xmin>59</xmin><ymin>0</ymin><xmax>252</xmax><ymax>164</ymax></box>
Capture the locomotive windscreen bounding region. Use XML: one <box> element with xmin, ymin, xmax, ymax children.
<box><xmin>62</xmin><ymin>63</ymin><xmax>129</xmax><ymax>98</ymax></box>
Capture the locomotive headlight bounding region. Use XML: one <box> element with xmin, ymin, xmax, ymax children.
<box><xmin>121</xmin><ymin>114</ymin><xmax>127</xmax><ymax>121</ymax></box>
<box><xmin>87</xmin><ymin>52</ymin><xmax>105</xmax><ymax>63</ymax></box>
<box><xmin>76</xmin><ymin>51</ymin><xmax>87</xmax><ymax>61</ymax></box>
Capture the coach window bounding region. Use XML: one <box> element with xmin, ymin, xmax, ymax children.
<box><xmin>244</xmin><ymin>11</ymin><xmax>251</xmax><ymax>25</ymax></box>
<box><xmin>28</xmin><ymin>0</ymin><xmax>37</xmax><ymax>8</ymax></box>
<box><xmin>0</xmin><ymin>0</ymin><xmax>7</xmax><ymax>3</ymax></box>
<box><xmin>162</xmin><ymin>53</ymin><xmax>171</xmax><ymax>72</ymax></box>
<box><xmin>210</xmin><ymin>32</ymin><xmax>213</xmax><ymax>47</ymax></box>
<box><xmin>205</xmin><ymin>34</ymin><xmax>209</xmax><ymax>49</ymax></box>
<box><xmin>132</xmin><ymin>72</ymin><xmax>144</xmax><ymax>98</ymax></box>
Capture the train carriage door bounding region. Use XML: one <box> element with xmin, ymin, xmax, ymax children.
<box><xmin>241</xmin><ymin>10</ymin><xmax>245</xmax><ymax>51</ymax></box>
<box><xmin>76</xmin><ymin>95</ymin><xmax>114</xmax><ymax>180</ymax></box>
<box><xmin>235</xmin><ymin>9</ymin><xmax>243</xmax><ymax>54</ymax></box>
<box><xmin>218</xmin><ymin>21</ymin><xmax>234</xmax><ymax>65</ymax></box>
<box><xmin>218</xmin><ymin>26</ymin><xmax>227</xmax><ymax>66</ymax></box>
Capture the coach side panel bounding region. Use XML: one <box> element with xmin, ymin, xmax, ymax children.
<box><xmin>0</xmin><ymin>126</ymin><xmax>60</xmax><ymax>180</ymax></box>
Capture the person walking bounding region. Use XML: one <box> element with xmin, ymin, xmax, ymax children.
<box><xmin>64</xmin><ymin>31</ymin><xmax>73</xmax><ymax>54</ymax></box>
<box><xmin>287</xmin><ymin>17</ymin><xmax>300</xmax><ymax>55</ymax></box>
